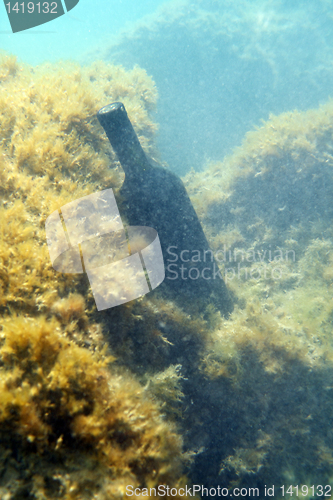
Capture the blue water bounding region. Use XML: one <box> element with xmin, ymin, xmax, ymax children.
<box><xmin>2</xmin><ymin>0</ymin><xmax>333</xmax><ymax>172</ymax></box>
<box><xmin>0</xmin><ymin>0</ymin><xmax>167</xmax><ymax>64</ymax></box>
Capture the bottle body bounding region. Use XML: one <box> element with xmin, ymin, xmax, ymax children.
<box><xmin>97</xmin><ymin>102</ymin><xmax>233</xmax><ymax>316</ymax></box>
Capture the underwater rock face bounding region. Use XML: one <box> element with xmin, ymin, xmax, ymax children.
<box><xmin>96</xmin><ymin>0</ymin><xmax>333</xmax><ymax>173</ymax></box>
<box><xmin>181</xmin><ymin>101</ymin><xmax>333</xmax><ymax>492</ymax></box>
<box><xmin>185</xmin><ymin>102</ymin><xmax>333</xmax><ymax>252</ymax></box>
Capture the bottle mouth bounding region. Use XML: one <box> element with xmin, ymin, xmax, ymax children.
<box><xmin>98</xmin><ymin>102</ymin><xmax>124</xmax><ymax>115</ymax></box>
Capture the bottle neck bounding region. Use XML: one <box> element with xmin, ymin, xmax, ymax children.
<box><xmin>97</xmin><ymin>102</ymin><xmax>151</xmax><ymax>181</ymax></box>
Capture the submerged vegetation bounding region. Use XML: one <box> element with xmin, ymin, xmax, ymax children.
<box><xmin>0</xmin><ymin>52</ymin><xmax>187</xmax><ymax>499</ymax></box>
<box><xmin>1</xmin><ymin>48</ymin><xmax>333</xmax><ymax>497</ymax></box>
<box><xmin>0</xmin><ymin>313</ymin><xmax>185</xmax><ymax>498</ymax></box>
<box><xmin>183</xmin><ymin>101</ymin><xmax>333</xmax><ymax>493</ymax></box>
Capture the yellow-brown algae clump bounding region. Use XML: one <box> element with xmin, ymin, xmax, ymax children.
<box><xmin>0</xmin><ymin>314</ymin><xmax>185</xmax><ymax>498</ymax></box>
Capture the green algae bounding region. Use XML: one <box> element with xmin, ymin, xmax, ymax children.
<box><xmin>183</xmin><ymin>100</ymin><xmax>333</xmax><ymax>493</ymax></box>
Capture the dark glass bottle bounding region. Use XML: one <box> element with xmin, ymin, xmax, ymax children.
<box><xmin>97</xmin><ymin>102</ymin><xmax>233</xmax><ymax>317</ymax></box>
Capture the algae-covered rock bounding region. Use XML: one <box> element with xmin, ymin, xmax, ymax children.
<box><xmin>0</xmin><ymin>52</ymin><xmax>159</xmax><ymax>315</ymax></box>
<box><xmin>182</xmin><ymin>101</ymin><xmax>333</xmax><ymax>493</ymax></box>
<box><xmin>0</xmin><ymin>52</ymin><xmax>187</xmax><ymax>499</ymax></box>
